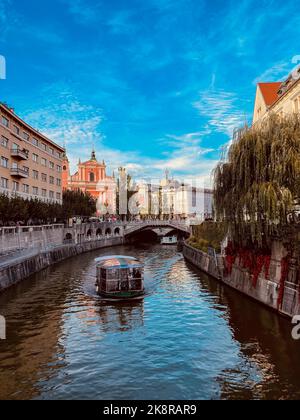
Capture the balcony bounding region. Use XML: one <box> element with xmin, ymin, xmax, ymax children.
<box><xmin>11</xmin><ymin>148</ymin><xmax>29</xmax><ymax>160</ymax></box>
<box><xmin>10</xmin><ymin>167</ymin><xmax>29</xmax><ymax>179</ymax></box>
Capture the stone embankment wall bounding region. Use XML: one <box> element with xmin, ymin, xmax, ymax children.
<box><xmin>183</xmin><ymin>242</ymin><xmax>300</xmax><ymax>318</ymax></box>
<box><xmin>0</xmin><ymin>222</ymin><xmax>125</xmax><ymax>253</ymax></box>
<box><xmin>0</xmin><ymin>236</ymin><xmax>124</xmax><ymax>293</ymax></box>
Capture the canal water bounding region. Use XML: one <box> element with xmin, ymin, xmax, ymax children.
<box><xmin>0</xmin><ymin>244</ymin><xmax>300</xmax><ymax>400</ymax></box>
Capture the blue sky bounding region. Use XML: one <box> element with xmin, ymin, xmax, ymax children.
<box><xmin>0</xmin><ymin>0</ymin><xmax>300</xmax><ymax>184</ymax></box>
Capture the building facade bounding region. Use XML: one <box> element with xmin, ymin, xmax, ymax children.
<box><xmin>253</xmin><ymin>66</ymin><xmax>300</xmax><ymax>124</ymax></box>
<box><xmin>135</xmin><ymin>173</ymin><xmax>213</xmax><ymax>221</ymax></box>
<box><xmin>0</xmin><ymin>103</ymin><xmax>64</xmax><ymax>203</ymax></box>
<box><xmin>62</xmin><ymin>151</ymin><xmax>117</xmax><ymax>215</ymax></box>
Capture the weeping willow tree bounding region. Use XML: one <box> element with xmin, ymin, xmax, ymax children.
<box><xmin>214</xmin><ymin>113</ymin><xmax>300</xmax><ymax>248</ymax></box>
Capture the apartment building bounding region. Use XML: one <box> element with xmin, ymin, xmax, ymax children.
<box><xmin>136</xmin><ymin>174</ymin><xmax>213</xmax><ymax>220</ymax></box>
<box><xmin>0</xmin><ymin>102</ymin><xmax>65</xmax><ymax>204</ymax></box>
<box><xmin>253</xmin><ymin>65</ymin><xmax>300</xmax><ymax>124</ymax></box>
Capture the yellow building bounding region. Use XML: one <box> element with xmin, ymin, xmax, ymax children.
<box><xmin>253</xmin><ymin>66</ymin><xmax>300</xmax><ymax>124</ymax></box>
<box><xmin>0</xmin><ymin>102</ymin><xmax>64</xmax><ymax>204</ymax></box>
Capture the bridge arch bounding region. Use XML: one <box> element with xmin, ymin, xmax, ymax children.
<box><xmin>65</xmin><ymin>232</ymin><xmax>73</xmax><ymax>242</ymax></box>
<box><xmin>105</xmin><ymin>228</ymin><xmax>112</xmax><ymax>236</ymax></box>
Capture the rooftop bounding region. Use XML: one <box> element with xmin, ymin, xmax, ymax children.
<box><xmin>95</xmin><ymin>255</ymin><xmax>143</xmax><ymax>269</ymax></box>
<box><xmin>0</xmin><ymin>102</ymin><xmax>65</xmax><ymax>152</ymax></box>
<box><xmin>258</xmin><ymin>82</ymin><xmax>282</xmax><ymax>107</ymax></box>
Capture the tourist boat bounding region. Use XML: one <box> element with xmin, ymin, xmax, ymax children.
<box><xmin>161</xmin><ymin>235</ymin><xmax>178</xmax><ymax>245</ymax></box>
<box><xmin>95</xmin><ymin>255</ymin><xmax>144</xmax><ymax>299</ymax></box>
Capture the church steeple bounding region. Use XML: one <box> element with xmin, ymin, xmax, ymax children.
<box><xmin>91</xmin><ymin>149</ymin><xmax>97</xmax><ymax>161</ymax></box>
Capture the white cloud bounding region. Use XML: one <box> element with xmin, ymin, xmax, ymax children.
<box><xmin>107</xmin><ymin>10</ymin><xmax>136</xmax><ymax>35</ymax></box>
<box><xmin>62</xmin><ymin>0</ymin><xmax>99</xmax><ymax>24</ymax></box>
<box><xmin>21</xmin><ymin>81</ymin><xmax>217</xmax><ymax>187</ymax></box>
<box><xmin>253</xmin><ymin>61</ymin><xmax>291</xmax><ymax>84</ymax></box>
<box><xmin>193</xmin><ymin>89</ymin><xmax>246</xmax><ymax>138</ymax></box>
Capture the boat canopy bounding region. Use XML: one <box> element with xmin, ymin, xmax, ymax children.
<box><xmin>95</xmin><ymin>255</ymin><xmax>143</xmax><ymax>269</ymax></box>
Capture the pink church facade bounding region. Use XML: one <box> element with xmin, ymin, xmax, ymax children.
<box><xmin>62</xmin><ymin>150</ymin><xmax>117</xmax><ymax>215</ymax></box>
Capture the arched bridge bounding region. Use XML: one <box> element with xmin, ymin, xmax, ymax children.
<box><xmin>124</xmin><ymin>220</ymin><xmax>191</xmax><ymax>237</ymax></box>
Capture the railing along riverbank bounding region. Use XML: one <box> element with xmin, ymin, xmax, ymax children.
<box><xmin>0</xmin><ymin>235</ymin><xmax>124</xmax><ymax>293</ymax></box>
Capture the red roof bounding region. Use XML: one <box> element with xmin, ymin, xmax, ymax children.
<box><xmin>258</xmin><ymin>82</ymin><xmax>282</xmax><ymax>107</ymax></box>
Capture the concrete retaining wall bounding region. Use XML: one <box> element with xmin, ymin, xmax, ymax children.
<box><xmin>0</xmin><ymin>237</ymin><xmax>124</xmax><ymax>293</ymax></box>
<box><xmin>0</xmin><ymin>223</ymin><xmax>126</xmax><ymax>253</ymax></box>
<box><xmin>183</xmin><ymin>242</ymin><xmax>300</xmax><ymax>318</ymax></box>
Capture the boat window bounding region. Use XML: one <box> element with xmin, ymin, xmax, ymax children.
<box><xmin>120</xmin><ymin>269</ymin><xmax>129</xmax><ymax>281</ymax></box>
<box><xmin>101</xmin><ymin>268</ymin><xmax>107</xmax><ymax>279</ymax></box>
<box><xmin>107</xmin><ymin>268</ymin><xmax>120</xmax><ymax>280</ymax></box>
<box><xmin>133</xmin><ymin>268</ymin><xmax>142</xmax><ymax>279</ymax></box>
<box><xmin>107</xmin><ymin>280</ymin><xmax>119</xmax><ymax>292</ymax></box>
<box><xmin>130</xmin><ymin>279</ymin><xmax>142</xmax><ymax>290</ymax></box>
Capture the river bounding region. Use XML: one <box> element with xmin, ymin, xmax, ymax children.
<box><xmin>0</xmin><ymin>244</ymin><xmax>299</xmax><ymax>400</ymax></box>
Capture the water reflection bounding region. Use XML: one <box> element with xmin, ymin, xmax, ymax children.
<box><xmin>0</xmin><ymin>245</ymin><xmax>299</xmax><ymax>400</ymax></box>
<box><xmin>97</xmin><ymin>300</ymin><xmax>145</xmax><ymax>333</ymax></box>
<box><xmin>193</xmin><ymin>264</ymin><xmax>300</xmax><ymax>400</ymax></box>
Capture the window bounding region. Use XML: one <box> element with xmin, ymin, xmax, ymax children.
<box><xmin>57</xmin><ymin>165</ymin><xmax>61</xmax><ymax>172</ymax></box>
<box><xmin>49</xmin><ymin>147</ymin><xmax>54</xmax><ymax>155</ymax></box>
<box><xmin>56</xmin><ymin>192</ymin><xmax>61</xmax><ymax>200</ymax></box>
<box><xmin>89</xmin><ymin>172</ymin><xmax>95</xmax><ymax>182</ymax></box>
<box><xmin>41</xmin><ymin>143</ymin><xmax>47</xmax><ymax>151</ymax></box>
<box><xmin>23</xmin><ymin>132</ymin><xmax>30</xmax><ymax>141</ymax></box>
<box><xmin>32</xmin><ymin>138</ymin><xmax>39</xmax><ymax>147</ymax></box>
<box><xmin>23</xmin><ymin>184</ymin><xmax>29</xmax><ymax>194</ymax></box>
<box><xmin>49</xmin><ymin>176</ymin><xmax>54</xmax><ymax>185</ymax></box>
<box><xmin>33</xmin><ymin>170</ymin><xmax>39</xmax><ymax>180</ymax></box>
<box><xmin>42</xmin><ymin>173</ymin><xmax>47</xmax><ymax>182</ymax></box>
<box><xmin>1</xmin><ymin>156</ymin><xmax>8</xmax><ymax>168</ymax></box>
<box><xmin>12</xmin><ymin>142</ymin><xmax>19</xmax><ymax>151</ymax></box>
<box><xmin>41</xmin><ymin>157</ymin><xmax>47</xmax><ymax>166</ymax></box>
<box><xmin>32</xmin><ymin>153</ymin><xmax>39</xmax><ymax>163</ymax></box>
<box><xmin>13</xmin><ymin>125</ymin><xmax>20</xmax><ymax>136</ymax></box>
<box><xmin>49</xmin><ymin>191</ymin><xmax>54</xmax><ymax>199</ymax></box>
<box><xmin>49</xmin><ymin>161</ymin><xmax>54</xmax><ymax>170</ymax></box>
<box><xmin>32</xmin><ymin>187</ymin><xmax>38</xmax><ymax>196</ymax></box>
<box><xmin>12</xmin><ymin>181</ymin><xmax>19</xmax><ymax>192</ymax></box>
<box><xmin>42</xmin><ymin>189</ymin><xmax>47</xmax><ymax>197</ymax></box>
<box><xmin>56</xmin><ymin>178</ymin><xmax>61</xmax><ymax>187</ymax></box>
<box><xmin>23</xmin><ymin>166</ymin><xmax>29</xmax><ymax>174</ymax></box>
<box><xmin>1</xmin><ymin>136</ymin><xmax>8</xmax><ymax>148</ymax></box>
<box><xmin>1</xmin><ymin>116</ymin><xmax>9</xmax><ymax>127</ymax></box>
<box><xmin>11</xmin><ymin>162</ymin><xmax>18</xmax><ymax>169</ymax></box>
<box><xmin>192</xmin><ymin>188</ymin><xmax>197</xmax><ymax>207</ymax></box>
<box><xmin>1</xmin><ymin>178</ymin><xmax>8</xmax><ymax>189</ymax></box>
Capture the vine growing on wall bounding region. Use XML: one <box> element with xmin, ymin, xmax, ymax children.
<box><xmin>214</xmin><ymin>114</ymin><xmax>300</xmax><ymax>248</ymax></box>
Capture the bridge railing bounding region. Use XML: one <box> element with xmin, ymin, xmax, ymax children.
<box><xmin>124</xmin><ymin>220</ymin><xmax>191</xmax><ymax>235</ymax></box>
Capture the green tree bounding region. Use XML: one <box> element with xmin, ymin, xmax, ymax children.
<box><xmin>214</xmin><ymin>114</ymin><xmax>300</xmax><ymax>248</ymax></box>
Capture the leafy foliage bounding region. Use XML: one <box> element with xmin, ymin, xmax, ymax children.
<box><xmin>0</xmin><ymin>189</ymin><xmax>96</xmax><ymax>226</ymax></box>
<box><xmin>61</xmin><ymin>190</ymin><xmax>96</xmax><ymax>219</ymax></box>
<box><xmin>188</xmin><ymin>221</ymin><xmax>226</xmax><ymax>252</ymax></box>
<box><xmin>214</xmin><ymin>114</ymin><xmax>300</xmax><ymax>247</ymax></box>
